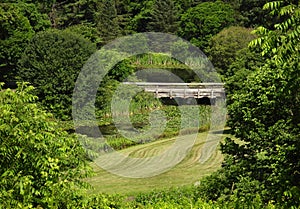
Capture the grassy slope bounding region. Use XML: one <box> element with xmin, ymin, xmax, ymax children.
<box><xmin>86</xmin><ymin>130</ymin><xmax>228</xmax><ymax>195</ymax></box>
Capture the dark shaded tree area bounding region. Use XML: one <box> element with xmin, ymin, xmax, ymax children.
<box><xmin>0</xmin><ymin>2</ymin><xmax>50</xmax><ymax>87</ymax></box>
<box><xmin>0</xmin><ymin>0</ymin><xmax>275</xmax><ymax>80</ymax></box>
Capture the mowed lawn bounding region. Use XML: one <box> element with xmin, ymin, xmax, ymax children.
<box><xmin>86</xmin><ymin>130</ymin><xmax>228</xmax><ymax>195</ymax></box>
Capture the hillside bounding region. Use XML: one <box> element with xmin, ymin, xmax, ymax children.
<box><xmin>87</xmin><ymin>130</ymin><xmax>227</xmax><ymax>195</ymax></box>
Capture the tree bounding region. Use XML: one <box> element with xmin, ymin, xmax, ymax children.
<box><xmin>175</xmin><ymin>0</ymin><xmax>194</xmax><ymax>11</ymax></box>
<box><xmin>146</xmin><ymin>0</ymin><xmax>179</xmax><ymax>33</ymax></box>
<box><xmin>212</xmin><ymin>0</ymin><xmax>300</xmax><ymax>206</ymax></box>
<box><xmin>0</xmin><ymin>2</ymin><xmax>50</xmax><ymax>86</ymax></box>
<box><xmin>33</xmin><ymin>0</ymin><xmax>98</xmax><ymax>29</ymax></box>
<box><xmin>0</xmin><ymin>83</ymin><xmax>91</xmax><ymax>208</ymax></box>
<box><xmin>249</xmin><ymin>0</ymin><xmax>300</xmax><ymax>65</ymax></box>
<box><xmin>128</xmin><ymin>0</ymin><xmax>155</xmax><ymax>33</ymax></box>
<box><xmin>52</xmin><ymin>0</ymin><xmax>96</xmax><ymax>28</ymax></box>
<box><xmin>178</xmin><ymin>1</ymin><xmax>236</xmax><ymax>49</ymax></box>
<box><xmin>237</xmin><ymin>0</ymin><xmax>273</xmax><ymax>28</ymax></box>
<box><xmin>114</xmin><ymin>0</ymin><xmax>141</xmax><ymax>35</ymax></box>
<box><xmin>64</xmin><ymin>23</ymin><xmax>102</xmax><ymax>47</ymax></box>
<box><xmin>205</xmin><ymin>26</ymin><xmax>257</xmax><ymax>74</ymax></box>
<box><xmin>94</xmin><ymin>0</ymin><xmax>121</xmax><ymax>45</ymax></box>
<box><xmin>225</xmin><ymin>47</ymin><xmax>264</xmax><ymax>106</ymax></box>
<box><xmin>17</xmin><ymin>29</ymin><xmax>96</xmax><ymax>119</ymax></box>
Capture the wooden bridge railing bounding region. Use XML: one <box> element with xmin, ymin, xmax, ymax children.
<box><xmin>122</xmin><ymin>82</ymin><xmax>225</xmax><ymax>99</ymax></box>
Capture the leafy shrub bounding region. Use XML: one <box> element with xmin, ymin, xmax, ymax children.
<box><xmin>17</xmin><ymin>29</ymin><xmax>96</xmax><ymax>119</ymax></box>
<box><xmin>133</xmin><ymin>186</ymin><xmax>199</xmax><ymax>207</ymax></box>
<box><xmin>205</xmin><ymin>26</ymin><xmax>257</xmax><ymax>74</ymax></box>
<box><xmin>65</xmin><ymin>24</ymin><xmax>102</xmax><ymax>47</ymax></box>
<box><xmin>65</xmin><ymin>193</ymin><xmax>126</xmax><ymax>209</ymax></box>
<box><xmin>194</xmin><ymin>169</ymin><xmax>233</xmax><ymax>201</ymax></box>
<box><xmin>0</xmin><ymin>83</ymin><xmax>92</xmax><ymax>208</ymax></box>
<box><xmin>131</xmin><ymin>185</ymin><xmax>278</xmax><ymax>208</ymax></box>
<box><xmin>224</xmin><ymin>47</ymin><xmax>264</xmax><ymax>107</ymax></box>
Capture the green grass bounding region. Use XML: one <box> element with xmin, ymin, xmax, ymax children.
<box><xmin>86</xmin><ymin>130</ymin><xmax>229</xmax><ymax>196</ymax></box>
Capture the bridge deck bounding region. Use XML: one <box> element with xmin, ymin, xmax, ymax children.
<box><xmin>123</xmin><ymin>82</ymin><xmax>225</xmax><ymax>99</ymax></box>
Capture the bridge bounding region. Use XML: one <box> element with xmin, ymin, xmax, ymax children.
<box><xmin>123</xmin><ymin>82</ymin><xmax>225</xmax><ymax>105</ymax></box>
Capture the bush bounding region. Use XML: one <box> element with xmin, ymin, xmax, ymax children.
<box><xmin>0</xmin><ymin>83</ymin><xmax>92</xmax><ymax>208</ymax></box>
<box><xmin>205</xmin><ymin>26</ymin><xmax>257</xmax><ymax>74</ymax></box>
<box><xmin>17</xmin><ymin>29</ymin><xmax>96</xmax><ymax>119</ymax></box>
<box><xmin>130</xmin><ymin>185</ymin><xmax>278</xmax><ymax>208</ymax></box>
<box><xmin>133</xmin><ymin>186</ymin><xmax>199</xmax><ymax>208</ymax></box>
<box><xmin>179</xmin><ymin>1</ymin><xmax>236</xmax><ymax>49</ymax></box>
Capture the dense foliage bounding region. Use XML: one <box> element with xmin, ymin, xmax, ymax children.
<box><xmin>0</xmin><ymin>2</ymin><xmax>50</xmax><ymax>86</ymax></box>
<box><xmin>204</xmin><ymin>0</ymin><xmax>300</xmax><ymax>207</ymax></box>
<box><xmin>0</xmin><ymin>83</ymin><xmax>91</xmax><ymax>208</ymax></box>
<box><xmin>205</xmin><ymin>26</ymin><xmax>257</xmax><ymax>74</ymax></box>
<box><xmin>179</xmin><ymin>1</ymin><xmax>236</xmax><ymax>49</ymax></box>
<box><xmin>17</xmin><ymin>29</ymin><xmax>96</xmax><ymax>119</ymax></box>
